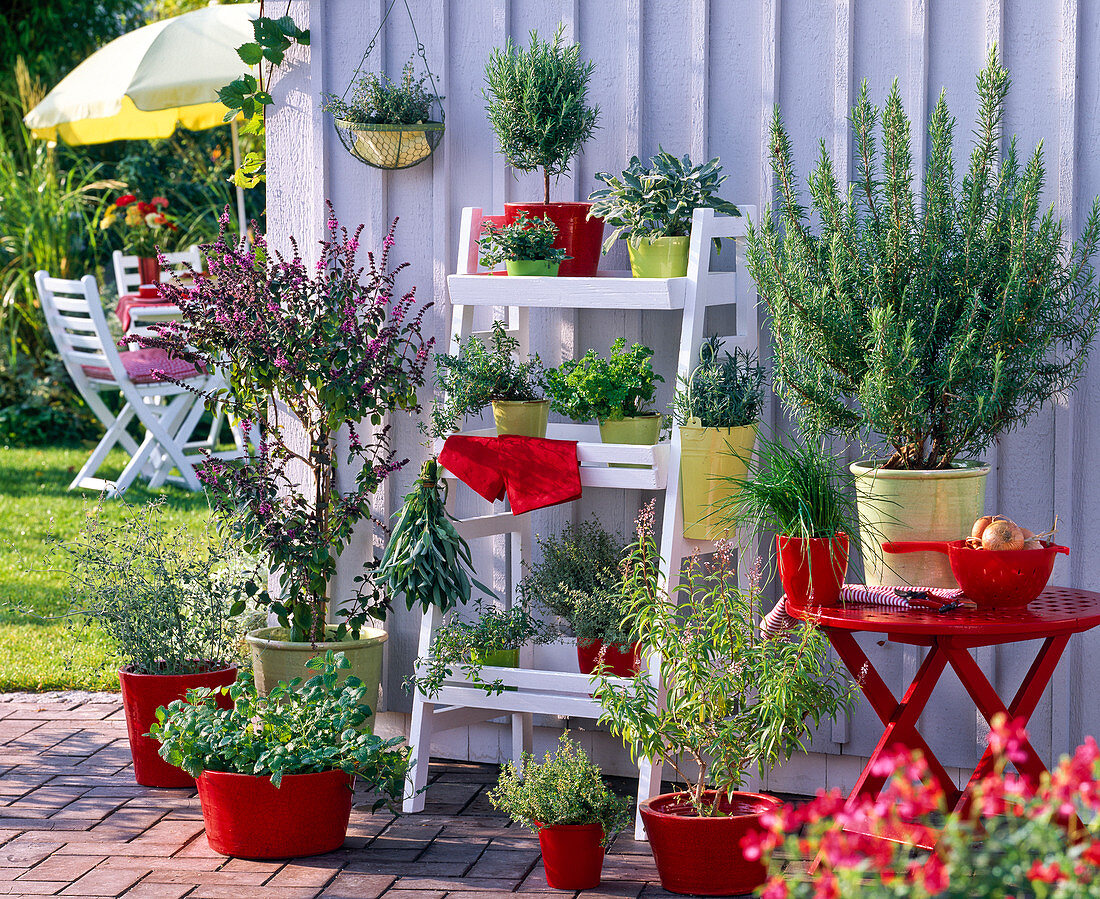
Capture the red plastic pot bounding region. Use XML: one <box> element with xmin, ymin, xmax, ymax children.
<box><xmin>504</xmin><ymin>202</ymin><xmax>604</xmax><ymax>276</ymax></box>
<box><xmin>536</xmin><ymin>822</ymin><xmax>605</xmax><ymax>890</ymax></box>
<box><xmin>777</xmin><ymin>533</ymin><xmax>849</xmax><ymax>611</ymax></box>
<box><xmin>639</xmin><ymin>791</ymin><xmax>782</xmax><ymax>896</ymax></box>
<box><xmin>118</xmin><ymin>663</ymin><xmax>236</xmax><ymax>788</ymax></box>
<box><xmin>137</xmin><ymin>255</ymin><xmax>160</xmax><ymax>285</ymax></box>
<box><xmin>576</xmin><ymin>640</ymin><xmax>641</xmax><ymax>678</ymax></box>
<box><xmin>197</xmin><ymin>769</ymin><xmax>354</xmax><ymax>858</ymax></box>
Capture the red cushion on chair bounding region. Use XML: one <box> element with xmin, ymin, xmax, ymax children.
<box><xmin>82</xmin><ymin>348</ymin><xmax>203</xmax><ymax>384</ymax></box>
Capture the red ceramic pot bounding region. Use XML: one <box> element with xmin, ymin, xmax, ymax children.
<box><xmin>504</xmin><ymin>202</ymin><xmax>604</xmax><ymax>276</ymax></box>
<box><xmin>197</xmin><ymin>769</ymin><xmax>354</xmax><ymax>858</ymax></box>
<box><xmin>137</xmin><ymin>255</ymin><xmax>160</xmax><ymax>285</ymax></box>
<box><xmin>536</xmin><ymin>822</ymin><xmax>605</xmax><ymax>890</ymax></box>
<box><xmin>639</xmin><ymin>791</ymin><xmax>782</xmax><ymax>896</ymax></box>
<box><xmin>118</xmin><ymin>664</ymin><xmax>237</xmax><ymax>788</ymax></box>
<box><xmin>776</xmin><ymin>533</ymin><xmax>849</xmax><ymax>611</ymax></box>
<box><xmin>576</xmin><ymin>640</ymin><xmax>641</xmax><ymax>678</ymax></box>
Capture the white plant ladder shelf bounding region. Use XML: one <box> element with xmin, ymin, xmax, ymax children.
<box><xmin>403</xmin><ymin>205</ymin><xmax>760</xmax><ymax>840</ymax></box>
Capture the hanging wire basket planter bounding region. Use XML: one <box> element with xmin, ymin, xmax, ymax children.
<box><xmin>333</xmin><ymin>120</ymin><xmax>444</xmax><ymax>170</ymax></box>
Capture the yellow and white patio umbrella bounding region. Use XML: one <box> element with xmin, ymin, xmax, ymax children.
<box><xmin>23</xmin><ymin>2</ymin><xmax>260</xmax><ymax>235</ymax></box>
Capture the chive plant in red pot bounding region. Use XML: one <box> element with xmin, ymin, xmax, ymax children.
<box><xmin>489</xmin><ymin>733</ymin><xmax>632</xmax><ymax>891</ymax></box>
<box><xmin>719</xmin><ymin>434</ymin><xmax>858</xmax><ymax>612</ymax></box>
<box><xmin>42</xmin><ymin>500</ymin><xmax>260</xmax><ymax>788</ymax></box>
<box><xmin>484</xmin><ymin>25</ymin><xmax>603</xmax><ymax>276</ymax></box>
<box><xmin>594</xmin><ymin>503</ymin><xmax>853</xmax><ymax>896</ymax></box>
<box><xmin>151</xmin><ymin>651</ymin><xmax>409</xmax><ymax>859</ymax></box>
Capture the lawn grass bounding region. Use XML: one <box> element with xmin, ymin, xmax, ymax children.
<box><xmin>0</xmin><ymin>446</ymin><xmax>214</xmax><ymax>692</ymax></box>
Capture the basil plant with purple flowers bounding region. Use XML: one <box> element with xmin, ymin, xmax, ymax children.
<box><xmin>136</xmin><ymin>205</ymin><xmax>433</xmax><ymax>644</ymax></box>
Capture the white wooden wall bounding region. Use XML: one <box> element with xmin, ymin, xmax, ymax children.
<box><xmin>268</xmin><ymin>0</ymin><xmax>1100</xmax><ymax>789</ymax></box>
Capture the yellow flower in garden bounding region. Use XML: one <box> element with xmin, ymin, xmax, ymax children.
<box><xmin>125</xmin><ymin>206</ymin><xmax>142</xmax><ymax>226</ymax></box>
<box><xmin>99</xmin><ymin>213</ymin><xmax>115</xmax><ymax>230</ymax></box>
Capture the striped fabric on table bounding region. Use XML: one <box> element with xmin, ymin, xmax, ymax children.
<box><xmin>761</xmin><ymin>585</ymin><xmax>965</xmax><ymax>638</ymax></box>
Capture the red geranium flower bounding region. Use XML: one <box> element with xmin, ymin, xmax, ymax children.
<box><xmin>116</xmin><ymin>194</ymin><xmax>136</xmax><ymax>207</ymax></box>
<box><xmin>138</xmin><ymin>202</ymin><xmax>153</xmax><ymax>215</ymax></box>
<box><xmin>150</xmin><ymin>196</ymin><xmax>169</xmax><ymax>208</ymax></box>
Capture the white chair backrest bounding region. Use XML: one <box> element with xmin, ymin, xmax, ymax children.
<box><xmin>35</xmin><ymin>272</ymin><xmax>127</xmax><ymax>385</ymax></box>
<box><xmin>112</xmin><ymin>245</ymin><xmax>202</xmax><ymax>296</ymax></box>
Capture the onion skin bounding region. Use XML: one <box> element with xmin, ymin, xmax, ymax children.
<box><xmin>981</xmin><ymin>519</ymin><xmax>1026</xmax><ymax>551</ymax></box>
<box><xmin>1020</xmin><ymin>527</ymin><xmax>1042</xmax><ymax>550</ymax></box>
<box><xmin>972</xmin><ymin>516</ymin><xmax>994</xmax><ymax>539</ymax></box>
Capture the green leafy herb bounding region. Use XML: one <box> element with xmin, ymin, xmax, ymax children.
<box><xmin>478</xmin><ymin>211</ymin><xmax>569</xmax><ymax>266</ymax></box>
<box><xmin>321</xmin><ymin>56</ymin><xmax>441</xmax><ymax>126</ymax></box>
<box><xmin>543</xmin><ymin>338</ymin><xmax>662</xmax><ymax>423</ymax></box>
<box><xmin>672</xmin><ymin>336</ymin><xmax>767</xmax><ymax>429</ymax></box>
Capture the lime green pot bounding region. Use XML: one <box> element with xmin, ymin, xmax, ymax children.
<box><xmin>492</xmin><ymin>399</ymin><xmax>549</xmax><ymax>438</ymax></box>
<box><xmin>600</xmin><ymin>414</ymin><xmax>662</xmax><ymax>468</ymax></box>
<box><xmin>679</xmin><ymin>422</ymin><xmax>758</xmax><ymax>540</ymax></box>
<box><xmin>850</xmin><ymin>459</ymin><xmax>990</xmax><ymax>588</ymax></box>
<box><xmin>505</xmin><ymin>259</ymin><xmax>561</xmax><ymax>276</ymax></box>
<box><xmin>469</xmin><ymin>647</ymin><xmax>519</xmax><ymax>691</ymax></box>
<box><xmin>245</xmin><ymin>626</ymin><xmax>387</xmax><ymax>731</ymax></box>
<box><xmin>628</xmin><ymin>236</ymin><xmax>690</xmax><ymax>278</ymax></box>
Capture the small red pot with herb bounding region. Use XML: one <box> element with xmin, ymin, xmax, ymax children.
<box><xmin>488</xmin><ymin>733</ymin><xmax>632</xmax><ymax>891</ymax></box>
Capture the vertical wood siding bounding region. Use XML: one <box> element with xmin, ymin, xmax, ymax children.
<box><xmin>270</xmin><ymin>0</ymin><xmax>1100</xmax><ymax>787</ymax></box>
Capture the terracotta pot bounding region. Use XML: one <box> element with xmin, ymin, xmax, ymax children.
<box><xmin>118</xmin><ymin>663</ymin><xmax>237</xmax><ymax>788</ymax></box>
<box><xmin>536</xmin><ymin>822</ymin><xmax>605</xmax><ymax>890</ymax></box>
<box><xmin>639</xmin><ymin>791</ymin><xmax>782</xmax><ymax>896</ymax></box>
<box><xmin>196</xmin><ymin>768</ymin><xmax>353</xmax><ymax>858</ymax></box>
<box><xmin>504</xmin><ymin>202</ymin><xmax>604</xmax><ymax>277</ymax></box>
<box><xmin>491</xmin><ymin>399</ymin><xmax>550</xmax><ymax>438</ymax></box>
<box><xmin>776</xmin><ymin>533</ymin><xmax>849</xmax><ymax>611</ymax></box>
<box><xmin>576</xmin><ymin>639</ymin><xmax>640</xmax><ymax>678</ymax></box>
<box><xmin>137</xmin><ymin>256</ymin><xmax>160</xmax><ymax>286</ymax></box>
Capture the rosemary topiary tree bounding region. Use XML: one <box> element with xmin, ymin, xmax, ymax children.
<box><xmin>483</xmin><ymin>24</ymin><xmax>600</xmax><ymax>204</ymax></box>
<box><xmin>748</xmin><ymin>47</ymin><xmax>1100</xmax><ymax>470</ymax></box>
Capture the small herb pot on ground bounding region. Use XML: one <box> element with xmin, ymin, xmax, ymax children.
<box><xmin>197</xmin><ymin>768</ymin><xmax>354</xmax><ymax>859</ymax></box>
<box><xmin>491</xmin><ymin>399</ymin><xmax>550</xmax><ymax>438</ymax></box>
<box><xmin>536</xmin><ymin>821</ymin><xmax>605</xmax><ymax>890</ymax></box>
<box><xmin>850</xmin><ymin>460</ymin><xmax>990</xmax><ymax>589</ymax></box>
<box><xmin>627</xmin><ymin>235</ymin><xmax>690</xmax><ymax>278</ymax></box>
<box><xmin>120</xmin><ymin>664</ymin><xmax>237</xmax><ymax>788</ymax></box>
<box><xmin>576</xmin><ymin>639</ymin><xmax>639</xmax><ymax>678</ymax></box>
<box><xmin>639</xmin><ymin>791</ymin><xmax>782</xmax><ymax>896</ymax></box>
<box><xmin>777</xmin><ymin>533</ymin><xmax>849</xmax><ymax>611</ymax></box>
<box><xmin>679</xmin><ymin>423</ymin><xmax>758</xmax><ymax>540</ymax></box>
<box><xmin>245</xmin><ymin>626</ymin><xmax>387</xmax><ymax>730</ymax></box>
<box><xmin>504</xmin><ymin>202</ymin><xmax>603</xmax><ymax>276</ymax></box>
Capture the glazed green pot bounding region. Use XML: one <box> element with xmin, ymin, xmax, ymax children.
<box><xmin>245</xmin><ymin>626</ymin><xmax>387</xmax><ymax>731</ymax></box>
<box><xmin>850</xmin><ymin>459</ymin><xmax>990</xmax><ymax>588</ymax></box>
<box><xmin>679</xmin><ymin>422</ymin><xmax>758</xmax><ymax>540</ymax></box>
<box><xmin>469</xmin><ymin>647</ymin><xmax>519</xmax><ymax>668</ymax></box>
<box><xmin>600</xmin><ymin>414</ymin><xmax>663</xmax><ymax>468</ymax></box>
<box><xmin>492</xmin><ymin>400</ymin><xmax>550</xmax><ymax>438</ymax></box>
<box><xmin>628</xmin><ymin>236</ymin><xmax>690</xmax><ymax>278</ymax></box>
<box><xmin>505</xmin><ymin>259</ymin><xmax>561</xmax><ymax>277</ymax></box>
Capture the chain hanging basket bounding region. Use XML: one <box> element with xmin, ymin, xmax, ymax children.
<box><xmin>333</xmin><ymin>120</ymin><xmax>444</xmax><ymax>170</ymax></box>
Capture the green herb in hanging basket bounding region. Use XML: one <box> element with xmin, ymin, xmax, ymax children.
<box><xmin>375</xmin><ymin>458</ymin><xmax>489</xmax><ymax>613</ymax></box>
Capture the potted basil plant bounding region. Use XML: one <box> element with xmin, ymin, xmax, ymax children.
<box><xmin>488</xmin><ymin>733</ymin><xmax>633</xmax><ymax>890</ymax></box>
<box><xmin>594</xmin><ymin>503</ymin><xmax>852</xmax><ymax>896</ymax></box>
<box><xmin>672</xmin><ymin>336</ymin><xmax>767</xmax><ymax>539</ymax></box>
<box><xmin>543</xmin><ymin>338</ymin><xmax>663</xmax><ymax>450</ymax></box>
<box><xmin>152</xmin><ymin>652</ymin><xmax>409</xmax><ymax>859</ymax></box>
<box><xmin>431</xmin><ymin>319</ymin><xmax>548</xmax><ymax>438</ymax></box>
<box><xmin>478</xmin><ymin>211</ymin><xmax>570</xmax><ymax>276</ymax></box>
<box><xmin>42</xmin><ymin>499</ymin><xmax>260</xmax><ymax>789</ymax></box>
<box><xmin>588</xmin><ymin>149</ymin><xmax>740</xmax><ymax>278</ymax></box>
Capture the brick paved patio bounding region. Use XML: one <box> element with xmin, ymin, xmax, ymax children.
<box><xmin>0</xmin><ymin>694</ymin><xmax>755</xmax><ymax>899</ymax></box>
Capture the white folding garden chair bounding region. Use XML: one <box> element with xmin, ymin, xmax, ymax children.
<box><xmin>112</xmin><ymin>245</ymin><xmax>202</xmax><ymax>296</ymax></box>
<box><xmin>36</xmin><ymin>271</ymin><xmax>223</xmax><ymax>495</ymax></box>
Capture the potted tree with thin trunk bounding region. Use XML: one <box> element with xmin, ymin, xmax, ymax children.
<box><xmin>484</xmin><ymin>24</ymin><xmax>602</xmax><ymax>276</ymax></box>
<box><xmin>748</xmin><ymin>48</ymin><xmax>1100</xmax><ymax>587</ymax></box>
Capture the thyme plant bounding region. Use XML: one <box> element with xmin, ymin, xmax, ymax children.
<box><xmin>483</xmin><ymin>25</ymin><xmax>600</xmax><ymax>204</ymax></box>
<box><xmin>477</xmin><ymin>212</ymin><xmax>569</xmax><ymax>266</ymax></box>
<box><xmin>594</xmin><ymin>503</ymin><xmax>852</xmax><ymax>813</ymax></box>
<box><xmin>749</xmin><ymin>48</ymin><xmax>1100</xmax><ymax>470</ymax></box>
<box><xmin>543</xmin><ymin>339</ymin><xmax>662</xmax><ymax>423</ymax></box>
<box><xmin>321</xmin><ymin>57</ymin><xmax>441</xmax><ymax>125</ymax></box>
<box><xmin>672</xmin><ymin>335</ymin><xmax>767</xmax><ymax>429</ymax></box>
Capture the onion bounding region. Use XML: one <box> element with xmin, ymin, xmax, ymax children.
<box><xmin>1020</xmin><ymin>527</ymin><xmax>1042</xmax><ymax>550</ymax></box>
<box><xmin>971</xmin><ymin>516</ymin><xmax>994</xmax><ymax>539</ymax></box>
<box><xmin>981</xmin><ymin>518</ymin><xmax>1025</xmax><ymax>551</ymax></box>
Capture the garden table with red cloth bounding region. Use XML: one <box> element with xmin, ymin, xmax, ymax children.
<box><xmin>787</xmin><ymin>587</ymin><xmax>1100</xmax><ymax>847</ymax></box>
<box><xmin>115</xmin><ymin>289</ymin><xmax>182</xmax><ymax>331</ymax></box>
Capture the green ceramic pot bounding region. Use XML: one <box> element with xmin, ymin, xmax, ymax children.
<box><xmin>850</xmin><ymin>459</ymin><xmax>991</xmax><ymax>588</ymax></box>
<box><xmin>469</xmin><ymin>647</ymin><xmax>519</xmax><ymax>668</ymax></box>
<box><xmin>505</xmin><ymin>259</ymin><xmax>561</xmax><ymax>277</ymax></box>
<box><xmin>628</xmin><ymin>236</ymin><xmax>690</xmax><ymax>278</ymax></box>
<box><xmin>491</xmin><ymin>399</ymin><xmax>550</xmax><ymax>438</ymax></box>
<box><xmin>599</xmin><ymin>414</ymin><xmax>663</xmax><ymax>468</ymax></box>
<box><xmin>679</xmin><ymin>422</ymin><xmax>758</xmax><ymax>540</ymax></box>
<box><xmin>245</xmin><ymin>626</ymin><xmax>387</xmax><ymax>731</ymax></box>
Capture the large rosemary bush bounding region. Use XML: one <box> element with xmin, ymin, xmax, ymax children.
<box><xmin>483</xmin><ymin>25</ymin><xmax>600</xmax><ymax>204</ymax></box>
<box><xmin>749</xmin><ymin>48</ymin><xmax>1100</xmax><ymax>470</ymax></box>
<box><xmin>142</xmin><ymin>207</ymin><xmax>432</xmax><ymax>643</ymax></box>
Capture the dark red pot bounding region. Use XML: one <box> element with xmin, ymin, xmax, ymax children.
<box><xmin>576</xmin><ymin>640</ymin><xmax>641</xmax><ymax>678</ymax></box>
<box><xmin>504</xmin><ymin>202</ymin><xmax>604</xmax><ymax>276</ymax></box>
<box><xmin>639</xmin><ymin>791</ymin><xmax>782</xmax><ymax>896</ymax></box>
<box><xmin>536</xmin><ymin>822</ymin><xmax>605</xmax><ymax>890</ymax></box>
<box><xmin>118</xmin><ymin>664</ymin><xmax>237</xmax><ymax>788</ymax></box>
<box><xmin>197</xmin><ymin>769</ymin><xmax>354</xmax><ymax>858</ymax></box>
<box><xmin>776</xmin><ymin>533</ymin><xmax>849</xmax><ymax>611</ymax></box>
<box><xmin>137</xmin><ymin>255</ymin><xmax>160</xmax><ymax>285</ymax></box>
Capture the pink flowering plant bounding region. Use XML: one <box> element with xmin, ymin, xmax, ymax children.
<box><xmin>748</xmin><ymin>714</ymin><xmax>1100</xmax><ymax>898</ymax></box>
<box><xmin>135</xmin><ymin>206</ymin><xmax>433</xmax><ymax>643</ymax></box>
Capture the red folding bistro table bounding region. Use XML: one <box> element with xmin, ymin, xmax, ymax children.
<box><xmin>787</xmin><ymin>587</ymin><xmax>1100</xmax><ymax>847</ymax></box>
